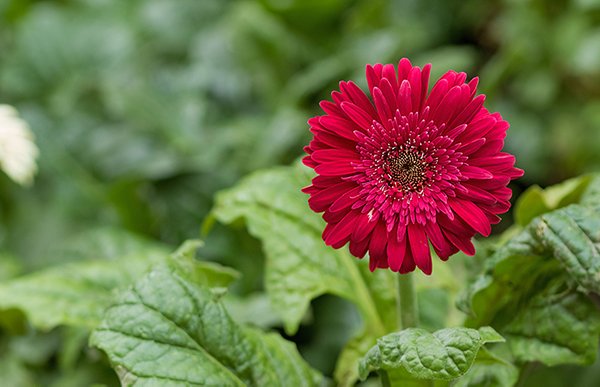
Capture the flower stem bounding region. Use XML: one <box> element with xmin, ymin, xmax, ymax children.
<box><xmin>380</xmin><ymin>370</ymin><xmax>391</xmax><ymax>387</ymax></box>
<box><xmin>397</xmin><ymin>272</ymin><xmax>418</xmax><ymax>329</ymax></box>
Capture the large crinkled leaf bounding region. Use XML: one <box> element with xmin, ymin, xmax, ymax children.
<box><xmin>463</xmin><ymin>205</ymin><xmax>600</xmax><ymax>324</ymax></box>
<box><xmin>0</xmin><ymin>230</ymin><xmax>235</xmax><ymax>332</ymax></box>
<box><xmin>358</xmin><ymin>327</ymin><xmax>503</xmax><ymax>381</ymax></box>
<box><xmin>212</xmin><ymin>162</ymin><xmax>384</xmax><ymax>335</ymax></box>
<box><xmin>460</xmin><ymin>175</ymin><xmax>600</xmax><ymax>366</ymax></box>
<box><xmin>458</xmin><ymin>229</ymin><xmax>561</xmax><ymax>327</ymax></box>
<box><xmin>503</xmin><ymin>280</ymin><xmax>600</xmax><ymax>366</ymax></box>
<box><xmin>90</xmin><ymin>254</ymin><xmax>323</xmax><ymax>387</ymax></box>
<box><xmin>0</xmin><ymin>229</ymin><xmax>171</xmax><ymax>330</ymax></box>
<box><xmin>534</xmin><ymin>205</ymin><xmax>600</xmax><ymax>293</ymax></box>
<box><xmin>0</xmin><ymin>258</ymin><xmax>155</xmax><ymax>330</ymax></box>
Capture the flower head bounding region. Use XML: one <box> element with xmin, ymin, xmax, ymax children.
<box><xmin>0</xmin><ymin>105</ymin><xmax>38</xmax><ymax>186</ymax></box>
<box><xmin>302</xmin><ymin>59</ymin><xmax>523</xmax><ymax>275</ymax></box>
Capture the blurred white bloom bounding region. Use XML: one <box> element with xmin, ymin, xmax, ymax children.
<box><xmin>0</xmin><ymin>105</ymin><xmax>39</xmax><ymax>186</ymax></box>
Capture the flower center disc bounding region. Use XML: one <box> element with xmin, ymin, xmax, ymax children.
<box><xmin>386</xmin><ymin>151</ymin><xmax>426</xmax><ymax>191</ymax></box>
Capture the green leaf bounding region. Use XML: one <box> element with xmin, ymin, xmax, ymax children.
<box><xmin>90</xmin><ymin>253</ymin><xmax>323</xmax><ymax>386</ymax></box>
<box><xmin>0</xmin><ymin>231</ymin><xmax>235</xmax><ymax>332</ymax></box>
<box><xmin>0</xmin><ymin>230</ymin><xmax>169</xmax><ymax>330</ymax></box>
<box><xmin>170</xmin><ymin>239</ymin><xmax>240</xmax><ymax>289</ymax></box>
<box><xmin>513</xmin><ymin>186</ymin><xmax>552</xmax><ymax>227</ymax></box>
<box><xmin>461</xmin><ymin>175</ymin><xmax>600</xmax><ymax>366</ymax></box>
<box><xmin>514</xmin><ymin>175</ymin><xmax>592</xmax><ymax>227</ymax></box>
<box><xmin>534</xmin><ymin>205</ymin><xmax>600</xmax><ymax>292</ymax></box>
<box><xmin>334</xmin><ymin>328</ymin><xmax>377</xmax><ymax>387</ymax></box>
<box><xmin>454</xmin><ymin>348</ymin><xmax>518</xmax><ymax>387</ymax></box>
<box><xmin>503</xmin><ymin>280</ymin><xmax>600</xmax><ymax>366</ymax></box>
<box><xmin>54</xmin><ymin>227</ymin><xmax>170</xmax><ymax>262</ymax></box>
<box><xmin>358</xmin><ymin>327</ymin><xmax>504</xmax><ymax>381</ymax></box>
<box><xmin>581</xmin><ymin>174</ymin><xmax>600</xmax><ymax>208</ymax></box>
<box><xmin>212</xmin><ymin>162</ymin><xmax>385</xmax><ymax>335</ymax></box>
<box><xmin>223</xmin><ymin>293</ymin><xmax>282</xmax><ymax>329</ymax></box>
<box><xmin>330</xmin><ymin>265</ymin><xmax>401</xmax><ymax>387</ymax></box>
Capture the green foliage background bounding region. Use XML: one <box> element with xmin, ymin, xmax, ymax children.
<box><xmin>0</xmin><ymin>0</ymin><xmax>599</xmax><ymax>386</ymax></box>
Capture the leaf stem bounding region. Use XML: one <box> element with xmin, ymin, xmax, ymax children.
<box><xmin>342</xmin><ymin>251</ymin><xmax>386</xmax><ymax>335</ymax></box>
<box><xmin>397</xmin><ymin>272</ymin><xmax>418</xmax><ymax>329</ymax></box>
<box><xmin>515</xmin><ymin>362</ymin><xmax>537</xmax><ymax>387</ymax></box>
<box><xmin>380</xmin><ymin>370</ymin><xmax>391</xmax><ymax>387</ymax></box>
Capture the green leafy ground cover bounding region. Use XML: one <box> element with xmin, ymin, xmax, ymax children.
<box><xmin>1</xmin><ymin>0</ymin><xmax>600</xmax><ymax>386</ymax></box>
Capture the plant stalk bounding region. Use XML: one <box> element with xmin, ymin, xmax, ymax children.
<box><xmin>397</xmin><ymin>272</ymin><xmax>418</xmax><ymax>329</ymax></box>
<box><xmin>380</xmin><ymin>370</ymin><xmax>391</xmax><ymax>387</ymax></box>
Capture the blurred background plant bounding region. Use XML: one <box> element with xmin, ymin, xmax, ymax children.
<box><xmin>0</xmin><ymin>0</ymin><xmax>599</xmax><ymax>386</ymax></box>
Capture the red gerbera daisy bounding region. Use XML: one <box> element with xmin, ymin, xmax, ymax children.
<box><xmin>302</xmin><ymin>59</ymin><xmax>523</xmax><ymax>275</ymax></box>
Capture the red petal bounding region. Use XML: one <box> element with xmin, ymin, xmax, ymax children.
<box><xmin>323</xmin><ymin>207</ymin><xmax>349</xmax><ymax>223</ymax></box>
<box><xmin>340</xmin><ymin>81</ymin><xmax>378</xmax><ymax>119</ymax></box>
<box><xmin>431</xmin><ymin>85</ymin><xmax>463</xmax><ymax>124</ymax></box>
<box><xmin>425</xmin><ymin>79</ymin><xmax>449</xmax><ymax>112</ymax></box>
<box><xmin>307</xmin><ymin>181</ymin><xmax>356</xmax><ymax>212</ymax></box>
<box><xmin>366</xmin><ymin>63</ymin><xmax>383</xmax><ymax>93</ymax></box>
<box><xmin>425</xmin><ymin>221</ymin><xmax>458</xmax><ymax>260</ymax></box>
<box><xmin>311</xmin><ymin>149</ymin><xmax>359</xmax><ymax>163</ymax></box>
<box><xmin>458</xmin><ymin>116</ymin><xmax>495</xmax><ymax>143</ymax></box>
<box><xmin>349</xmin><ymin>236</ymin><xmax>370</xmax><ymax>258</ymax></box>
<box><xmin>407</xmin><ymin>66</ymin><xmax>422</xmax><ymax>112</ymax></box>
<box><xmin>471</xmin><ymin>139</ymin><xmax>504</xmax><ymax>156</ymax></box>
<box><xmin>312</xmin><ymin>130</ymin><xmax>356</xmax><ymax>150</ymax></box>
<box><xmin>397</xmin><ymin>80</ymin><xmax>413</xmax><ymax>116</ymax></box>
<box><xmin>311</xmin><ymin>175</ymin><xmax>344</xmax><ymax>188</ymax></box>
<box><xmin>353</xmin><ymin>210</ymin><xmax>380</xmax><ymax>241</ymax></box>
<box><xmin>368</xmin><ymin>221</ymin><xmax>388</xmax><ymax>271</ymax></box>
<box><xmin>419</xmin><ymin>64</ymin><xmax>431</xmax><ymax>111</ymax></box>
<box><xmin>387</xmin><ymin>226</ymin><xmax>407</xmax><ymax>271</ymax></box>
<box><xmin>470</xmin><ymin>153</ymin><xmax>516</xmax><ymax>167</ymax></box>
<box><xmin>378</xmin><ymin>78</ymin><xmax>399</xmax><ymax>115</ymax></box>
<box><xmin>397</xmin><ymin>58</ymin><xmax>412</xmax><ymax>81</ymax></box>
<box><xmin>382</xmin><ymin>63</ymin><xmax>399</xmax><ymax>91</ymax></box>
<box><xmin>461</xmin><ymin>165</ymin><xmax>494</xmax><ymax>180</ymax></box>
<box><xmin>444</xmin><ymin>230</ymin><xmax>475</xmax><ymax>256</ymax></box>
<box><xmin>319</xmin><ymin>116</ymin><xmax>359</xmax><ymax>141</ymax></box>
<box><xmin>373</xmin><ymin>87</ymin><xmax>393</xmax><ymax>124</ymax></box>
<box><xmin>324</xmin><ymin>210</ymin><xmax>360</xmax><ymax>248</ymax></box>
<box><xmin>315</xmin><ymin>161</ymin><xmax>356</xmax><ymax>176</ymax></box>
<box><xmin>341</xmin><ymin>102</ymin><xmax>375</xmax><ymax>130</ymax></box>
<box><xmin>449</xmin><ymin>198</ymin><xmax>491</xmax><ymax>237</ymax></box>
<box><xmin>460</xmin><ymin>183</ymin><xmax>497</xmax><ymax>204</ymax></box>
<box><xmin>446</xmin><ymin>123</ymin><xmax>468</xmax><ymax>139</ymax></box>
<box><xmin>399</xmin><ymin>252</ymin><xmax>416</xmax><ymax>274</ymax></box>
<box><xmin>468</xmin><ymin>77</ymin><xmax>479</xmax><ymax>96</ymax></box>
<box><xmin>448</xmin><ymin>94</ymin><xmax>485</xmax><ymax>128</ymax></box>
<box><xmin>408</xmin><ymin>224</ymin><xmax>432</xmax><ymax>275</ymax></box>
<box><xmin>458</xmin><ymin>138</ymin><xmax>486</xmax><ymax>155</ymax></box>
<box><xmin>302</xmin><ymin>155</ymin><xmax>317</xmax><ymax>168</ymax></box>
<box><xmin>320</xmin><ymin>100</ymin><xmax>343</xmax><ymax>116</ymax></box>
<box><xmin>329</xmin><ymin>186</ymin><xmax>362</xmax><ymax>213</ymax></box>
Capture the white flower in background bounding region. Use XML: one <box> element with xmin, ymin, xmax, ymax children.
<box><xmin>0</xmin><ymin>105</ymin><xmax>39</xmax><ymax>186</ymax></box>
